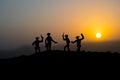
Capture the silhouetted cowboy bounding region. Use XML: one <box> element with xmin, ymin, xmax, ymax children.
<box><xmin>71</xmin><ymin>33</ymin><xmax>84</xmax><ymax>52</ymax></box>
<box><xmin>45</xmin><ymin>33</ymin><xmax>57</xmax><ymax>51</ymax></box>
<box><xmin>32</xmin><ymin>35</ymin><xmax>43</xmax><ymax>54</ymax></box>
<box><xmin>62</xmin><ymin>33</ymin><xmax>70</xmax><ymax>51</ymax></box>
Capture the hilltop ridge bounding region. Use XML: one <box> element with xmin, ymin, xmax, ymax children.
<box><xmin>0</xmin><ymin>50</ymin><xmax>120</xmax><ymax>64</ymax></box>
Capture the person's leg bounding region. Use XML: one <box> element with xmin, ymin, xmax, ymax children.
<box><xmin>67</xmin><ymin>44</ymin><xmax>70</xmax><ymax>51</ymax></box>
<box><xmin>64</xmin><ymin>45</ymin><xmax>67</xmax><ymax>51</ymax></box>
<box><xmin>48</xmin><ymin>44</ymin><xmax>51</xmax><ymax>51</ymax></box>
<box><xmin>49</xmin><ymin>44</ymin><xmax>51</xmax><ymax>51</ymax></box>
<box><xmin>38</xmin><ymin>47</ymin><xmax>41</xmax><ymax>53</ymax></box>
<box><xmin>76</xmin><ymin>46</ymin><xmax>79</xmax><ymax>52</ymax></box>
<box><xmin>35</xmin><ymin>47</ymin><xmax>37</xmax><ymax>54</ymax></box>
<box><xmin>77</xmin><ymin>46</ymin><xmax>81</xmax><ymax>52</ymax></box>
<box><xmin>46</xmin><ymin>44</ymin><xmax>49</xmax><ymax>51</ymax></box>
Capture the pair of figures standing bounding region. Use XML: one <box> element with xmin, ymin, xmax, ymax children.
<box><xmin>62</xmin><ymin>33</ymin><xmax>84</xmax><ymax>52</ymax></box>
<box><xmin>32</xmin><ymin>33</ymin><xmax>57</xmax><ymax>53</ymax></box>
<box><xmin>32</xmin><ymin>33</ymin><xmax>84</xmax><ymax>53</ymax></box>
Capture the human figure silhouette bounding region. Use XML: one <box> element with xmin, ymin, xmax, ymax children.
<box><xmin>71</xmin><ymin>33</ymin><xmax>84</xmax><ymax>52</ymax></box>
<box><xmin>32</xmin><ymin>35</ymin><xmax>43</xmax><ymax>54</ymax></box>
<box><xmin>45</xmin><ymin>33</ymin><xmax>58</xmax><ymax>51</ymax></box>
<box><xmin>62</xmin><ymin>33</ymin><xmax>70</xmax><ymax>51</ymax></box>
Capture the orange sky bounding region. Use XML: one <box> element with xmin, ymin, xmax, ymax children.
<box><xmin>0</xmin><ymin>0</ymin><xmax>120</xmax><ymax>50</ymax></box>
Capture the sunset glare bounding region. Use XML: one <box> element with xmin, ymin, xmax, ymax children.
<box><xmin>96</xmin><ymin>33</ymin><xmax>102</xmax><ymax>39</ymax></box>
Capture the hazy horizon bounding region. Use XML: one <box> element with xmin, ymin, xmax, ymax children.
<box><xmin>0</xmin><ymin>40</ymin><xmax>120</xmax><ymax>58</ymax></box>
<box><xmin>0</xmin><ymin>0</ymin><xmax>120</xmax><ymax>53</ymax></box>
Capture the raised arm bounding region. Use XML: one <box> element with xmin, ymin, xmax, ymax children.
<box><xmin>40</xmin><ymin>35</ymin><xmax>43</xmax><ymax>42</ymax></box>
<box><xmin>45</xmin><ymin>37</ymin><xmax>47</xmax><ymax>45</ymax></box>
<box><xmin>81</xmin><ymin>33</ymin><xmax>84</xmax><ymax>40</ymax></box>
<box><xmin>62</xmin><ymin>33</ymin><xmax>66</xmax><ymax>40</ymax></box>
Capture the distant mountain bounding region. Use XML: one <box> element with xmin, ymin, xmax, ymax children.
<box><xmin>0</xmin><ymin>45</ymin><xmax>34</xmax><ymax>59</ymax></box>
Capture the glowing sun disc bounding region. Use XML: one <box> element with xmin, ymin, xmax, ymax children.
<box><xmin>96</xmin><ymin>32</ymin><xmax>102</xmax><ymax>38</ymax></box>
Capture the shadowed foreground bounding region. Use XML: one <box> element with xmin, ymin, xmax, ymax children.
<box><xmin>0</xmin><ymin>51</ymin><xmax>120</xmax><ymax>64</ymax></box>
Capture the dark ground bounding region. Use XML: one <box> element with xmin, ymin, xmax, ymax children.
<box><xmin>0</xmin><ymin>50</ymin><xmax>120</xmax><ymax>64</ymax></box>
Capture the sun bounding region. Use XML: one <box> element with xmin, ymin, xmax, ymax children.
<box><xmin>96</xmin><ymin>32</ymin><xmax>102</xmax><ymax>39</ymax></box>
